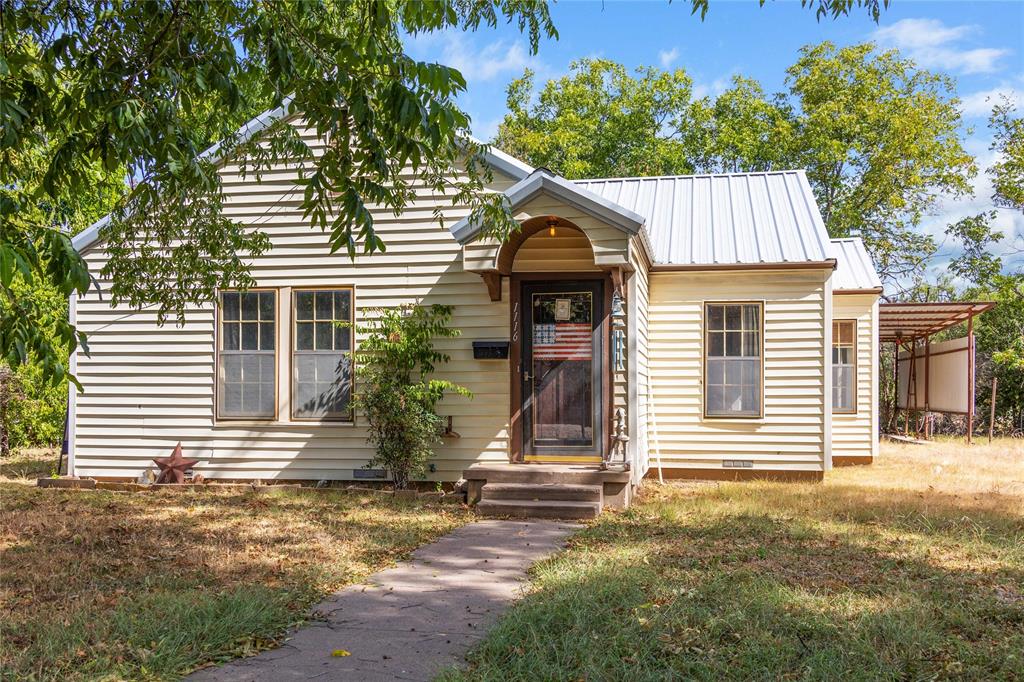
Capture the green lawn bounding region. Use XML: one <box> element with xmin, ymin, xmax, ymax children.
<box><xmin>0</xmin><ymin>450</ymin><xmax>472</xmax><ymax>681</ymax></box>
<box><xmin>442</xmin><ymin>440</ymin><xmax>1024</xmax><ymax>681</ymax></box>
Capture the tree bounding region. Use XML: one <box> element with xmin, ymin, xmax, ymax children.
<box><xmin>496</xmin><ymin>43</ymin><xmax>975</xmax><ymax>286</ymax></box>
<box><xmin>2</xmin><ymin>0</ymin><xmax>890</xmax><ymax>394</ymax></box>
<box><xmin>687</xmin><ymin>77</ymin><xmax>795</xmax><ymax>174</ymax></box>
<box><xmin>353</xmin><ymin>304</ymin><xmax>469</xmax><ymax>489</ymax></box>
<box><xmin>496</xmin><ymin>60</ymin><xmax>696</xmax><ymax>179</ymax></box>
<box><xmin>989</xmin><ymin>96</ymin><xmax>1024</xmax><ymax>213</ymax></box>
<box><xmin>2</xmin><ymin>0</ymin><xmax>557</xmax><ymax>390</ymax></box>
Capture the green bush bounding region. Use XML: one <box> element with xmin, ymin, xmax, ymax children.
<box><xmin>352</xmin><ymin>304</ymin><xmax>470</xmax><ymax>489</ymax></box>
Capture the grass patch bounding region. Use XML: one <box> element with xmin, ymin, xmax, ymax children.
<box><xmin>442</xmin><ymin>440</ymin><xmax>1024</xmax><ymax>681</ymax></box>
<box><xmin>0</xmin><ymin>456</ymin><xmax>472</xmax><ymax>681</ymax></box>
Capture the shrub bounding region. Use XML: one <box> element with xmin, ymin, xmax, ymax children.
<box><xmin>352</xmin><ymin>304</ymin><xmax>469</xmax><ymax>489</ymax></box>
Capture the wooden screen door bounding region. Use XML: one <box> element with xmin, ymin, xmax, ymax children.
<box><xmin>521</xmin><ymin>280</ymin><xmax>603</xmax><ymax>462</ymax></box>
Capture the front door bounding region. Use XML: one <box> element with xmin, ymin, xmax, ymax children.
<box><xmin>520</xmin><ymin>280</ymin><xmax>604</xmax><ymax>462</ymax></box>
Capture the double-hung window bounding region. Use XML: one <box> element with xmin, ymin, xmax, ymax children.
<box><xmin>292</xmin><ymin>289</ymin><xmax>354</xmax><ymax>420</ymax></box>
<box><xmin>705</xmin><ymin>302</ymin><xmax>762</xmax><ymax>418</ymax></box>
<box><xmin>832</xmin><ymin>320</ymin><xmax>856</xmax><ymax>413</ymax></box>
<box><xmin>218</xmin><ymin>291</ymin><xmax>276</xmax><ymax>419</ymax></box>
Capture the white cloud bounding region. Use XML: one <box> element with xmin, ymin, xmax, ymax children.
<box><xmin>922</xmin><ymin>134</ymin><xmax>1024</xmax><ymax>279</ymax></box>
<box><xmin>405</xmin><ymin>30</ymin><xmax>541</xmax><ymax>83</ymax></box>
<box><xmin>960</xmin><ymin>85</ymin><xmax>1024</xmax><ymax>118</ymax></box>
<box><xmin>659</xmin><ymin>47</ymin><xmax>680</xmax><ymax>69</ymax></box>
<box><xmin>692</xmin><ymin>74</ymin><xmax>733</xmax><ymax>100</ymax></box>
<box><xmin>872</xmin><ymin>18</ymin><xmax>1011</xmax><ymax>74</ymax></box>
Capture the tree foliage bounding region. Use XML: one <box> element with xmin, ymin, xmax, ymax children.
<box><xmin>2</xmin><ymin>0</ymin><xmax>557</xmax><ymax>389</ymax></box>
<box><xmin>495</xmin><ymin>43</ymin><xmax>976</xmax><ymax>286</ymax></box>
<box><xmin>352</xmin><ymin>305</ymin><xmax>469</xmax><ymax>489</ymax></box>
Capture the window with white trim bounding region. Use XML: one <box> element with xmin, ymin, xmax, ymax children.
<box><xmin>705</xmin><ymin>302</ymin><xmax>762</xmax><ymax>417</ymax></box>
<box><xmin>292</xmin><ymin>289</ymin><xmax>354</xmax><ymax>420</ymax></box>
<box><xmin>218</xmin><ymin>291</ymin><xmax>276</xmax><ymax>418</ymax></box>
<box><xmin>832</xmin><ymin>320</ymin><xmax>856</xmax><ymax>413</ymax></box>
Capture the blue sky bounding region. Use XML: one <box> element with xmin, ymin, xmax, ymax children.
<box><xmin>406</xmin><ymin>0</ymin><xmax>1024</xmax><ymax>276</ymax></box>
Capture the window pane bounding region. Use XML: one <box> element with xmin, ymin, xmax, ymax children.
<box><xmin>222</xmin><ymin>382</ymin><xmax>242</xmax><ymax>414</ymax></box>
<box><xmin>707</xmin><ymin>385</ymin><xmax>724</xmax><ymax>413</ymax></box>
<box><xmin>725</xmin><ymin>305</ymin><xmax>741</xmax><ymax>330</ymax></box>
<box><xmin>259</xmin><ymin>292</ymin><xmax>275</xmax><ymax>321</ymax></box>
<box><xmin>724</xmin><ymin>385</ymin><xmax>742</xmax><ymax>413</ymax></box>
<box><xmin>743</xmin><ymin>332</ymin><xmax>759</xmax><ymax>357</ymax></box>
<box><xmin>221</xmin><ymin>292</ymin><xmax>240</xmax><ymax>320</ymax></box>
<box><xmin>296</xmin><ymin>292</ymin><xmax>314</xmax><ymax>321</ymax></box>
<box><xmin>315</xmin><ymin>322</ymin><xmax>333</xmax><ymax>350</ymax></box>
<box><xmin>241</xmin><ymin>293</ymin><xmax>258</xmax><ymax>321</ymax></box>
<box><xmin>316</xmin><ymin>291</ymin><xmax>333</xmax><ymax>320</ymax></box>
<box><xmin>726</xmin><ymin>331</ymin><xmax>742</xmax><ymax>357</ymax></box>
<box><xmin>335</xmin><ymin>325</ymin><xmax>351</xmax><ymax>351</ymax></box>
<box><xmin>260</xmin><ymin>322</ymin><xmax>275</xmax><ymax>351</ymax></box>
<box><xmin>293</xmin><ymin>353</ymin><xmax>351</xmax><ymax>418</ymax></box>
<box><xmin>743</xmin><ymin>304</ymin><xmax>759</xmax><ymax>331</ymax></box>
<box><xmin>707</xmin><ymin>358</ymin><xmax>725</xmax><ymax>385</ymax></box>
<box><xmin>222</xmin><ymin>322</ymin><xmax>240</xmax><ymax>351</ymax></box>
<box><xmin>296</xmin><ymin>322</ymin><xmax>314</xmax><ymax>351</ymax></box>
<box><xmin>841</xmin><ymin>321</ymin><xmax>854</xmax><ymax>344</ymax></box>
<box><xmin>241</xmin><ymin>322</ymin><xmax>259</xmax><ymax>350</ymax></box>
<box><xmin>335</xmin><ymin>291</ymin><xmax>351</xmax><ymax>321</ymax></box>
<box><xmin>708</xmin><ymin>305</ymin><xmax>724</xmax><ymax>330</ymax></box>
<box><xmin>223</xmin><ymin>355</ymin><xmax>242</xmax><ymax>382</ymax></box>
<box><xmin>725</xmin><ymin>359</ymin><xmax>743</xmax><ymax>385</ymax></box>
<box><xmin>709</xmin><ymin>332</ymin><xmax>724</xmax><ymax>357</ymax></box>
<box><xmin>743</xmin><ymin>385</ymin><xmax>759</xmax><ymax>413</ymax></box>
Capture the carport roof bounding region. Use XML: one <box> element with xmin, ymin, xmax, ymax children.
<box><xmin>879</xmin><ymin>301</ymin><xmax>996</xmax><ymax>343</ymax></box>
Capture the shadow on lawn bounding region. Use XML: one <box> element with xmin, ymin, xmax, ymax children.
<box><xmin>0</xmin><ymin>483</ymin><xmax>468</xmax><ymax>681</ymax></box>
<box><xmin>449</xmin><ymin>485</ymin><xmax>1024</xmax><ymax>682</ymax></box>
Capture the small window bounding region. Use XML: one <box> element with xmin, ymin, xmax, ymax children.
<box><xmin>705</xmin><ymin>302</ymin><xmax>762</xmax><ymax>418</ymax></box>
<box><xmin>292</xmin><ymin>289</ymin><xmax>353</xmax><ymax>420</ymax></box>
<box><xmin>832</xmin><ymin>320</ymin><xmax>856</xmax><ymax>413</ymax></box>
<box><xmin>218</xmin><ymin>290</ymin><xmax>276</xmax><ymax>419</ymax></box>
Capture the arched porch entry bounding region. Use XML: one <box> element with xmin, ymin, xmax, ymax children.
<box><xmin>449</xmin><ymin>170</ymin><xmax>648</xmax><ymax>466</ymax></box>
<box><xmin>504</xmin><ymin>216</ymin><xmax>611</xmax><ymax>463</ymax></box>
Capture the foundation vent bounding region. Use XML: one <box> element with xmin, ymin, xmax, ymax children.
<box><xmin>722</xmin><ymin>460</ymin><xmax>753</xmax><ymax>468</ymax></box>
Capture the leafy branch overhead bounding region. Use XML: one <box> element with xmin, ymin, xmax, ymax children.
<box><xmin>1</xmin><ymin>0</ymin><xmax>556</xmax><ymax>386</ymax></box>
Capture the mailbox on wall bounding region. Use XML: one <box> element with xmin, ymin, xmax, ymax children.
<box><xmin>472</xmin><ymin>340</ymin><xmax>510</xmax><ymax>359</ymax></box>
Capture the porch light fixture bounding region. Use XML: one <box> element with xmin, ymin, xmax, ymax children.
<box><xmin>546</xmin><ymin>217</ymin><xmax>557</xmax><ymax>237</ymax></box>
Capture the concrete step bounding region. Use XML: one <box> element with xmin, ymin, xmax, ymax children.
<box><xmin>476</xmin><ymin>498</ymin><xmax>602</xmax><ymax>520</ymax></box>
<box><xmin>464</xmin><ymin>464</ymin><xmax>630</xmax><ymax>486</ymax></box>
<box><xmin>481</xmin><ymin>482</ymin><xmax>602</xmax><ymax>503</ymax></box>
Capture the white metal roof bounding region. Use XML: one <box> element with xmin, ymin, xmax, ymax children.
<box><xmin>830</xmin><ymin>238</ymin><xmax>883</xmax><ymax>291</ymax></box>
<box><xmin>574</xmin><ymin>171</ymin><xmax>834</xmax><ymax>266</ymax></box>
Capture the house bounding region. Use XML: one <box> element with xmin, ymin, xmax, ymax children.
<box><xmin>67</xmin><ymin>110</ymin><xmax>882</xmax><ymax>515</ymax></box>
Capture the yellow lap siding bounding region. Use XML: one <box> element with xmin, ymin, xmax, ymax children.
<box><xmin>647</xmin><ymin>269</ymin><xmax>829</xmax><ymax>473</ymax></box>
<box><xmin>832</xmin><ymin>293</ymin><xmax>880</xmax><ymax>461</ymax></box>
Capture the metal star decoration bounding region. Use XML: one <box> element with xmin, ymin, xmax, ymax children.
<box><xmin>153</xmin><ymin>442</ymin><xmax>199</xmax><ymax>484</ymax></box>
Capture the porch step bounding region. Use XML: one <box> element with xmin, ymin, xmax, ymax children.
<box><xmin>476</xmin><ymin>498</ymin><xmax>602</xmax><ymax>520</ymax></box>
<box><xmin>482</xmin><ymin>482</ymin><xmax>602</xmax><ymax>502</ymax></box>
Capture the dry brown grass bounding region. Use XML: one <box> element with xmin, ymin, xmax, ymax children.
<box><xmin>832</xmin><ymin>437</ymin><xmax>1024</xmax><ymax>498</ymax></box>
<box><xmin>0</xmin><ymin>450</ymin><xmax>472</xmax><ymax>680</ymax></box>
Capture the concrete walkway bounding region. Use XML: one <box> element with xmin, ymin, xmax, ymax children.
<box><xmin>189</xmin><ymin>520</ymin><xmax>579</xmax><ymax>681</ymax></box>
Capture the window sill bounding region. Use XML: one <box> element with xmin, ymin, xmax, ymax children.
<box><xmin>702</xmin><ymin>416</ymin><xmax>766</xmax><ymax>424</ymax></box>
<box><xmin>214</xmin><ymin>419</ymin><xmax>357</xmax><ymax>428</ymax></box>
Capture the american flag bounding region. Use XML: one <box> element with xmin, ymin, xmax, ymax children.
<box><xmin>534</xmin><ymin>323</ymin><xmax>592</xmax><ymax>360</ymax></box>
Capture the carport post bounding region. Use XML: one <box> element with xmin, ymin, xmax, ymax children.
<box><xmin>923</xmin><ymin>335</ymin><xmax>931</xmax><ymax>440</ymax></box>
<box><xmin>967</xmin><ymin>316</ymin><xmax>975</xmax><ymax>445</ymax></box>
